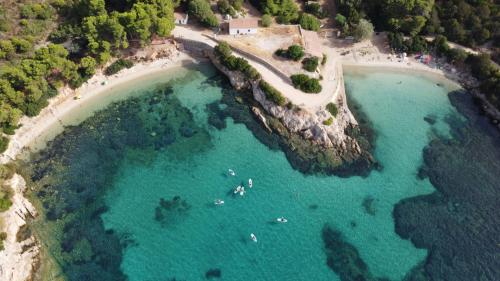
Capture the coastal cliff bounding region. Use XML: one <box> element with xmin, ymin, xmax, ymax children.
<box><xmin>207</xmin><ymin>51</ymin><xmax>375</xmax><ymax>176</ymax></box>
<box><xmin>0</xmin><ymin>174</ymin><xmax>39</xmax><ymax>281</ymax></box>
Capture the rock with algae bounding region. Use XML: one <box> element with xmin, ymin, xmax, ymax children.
<box><xmin>394</xmin><ymin>91</ymin><xmax>500</xmax><ymax>281</ymax></box>
<box><xmin>321</xmin><ymin>225</ymin><xmax>390</xmax><ymax>281</ymax></box>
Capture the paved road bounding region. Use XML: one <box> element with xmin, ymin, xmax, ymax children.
<box><xmin>173</xmin><ymin>26</ymin><xmax>342</xmax><ymax>111</ymax></box>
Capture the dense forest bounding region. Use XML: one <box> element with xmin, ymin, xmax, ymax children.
<box><xmin>335</xmin><ymin>0</ymin><xmax>500</xmax><ymax>112</ymax></box>
<box><xmin>335</xmin><ymin>0</ymin><xmax>499</xmax><ymax>46</ymax></box>
<box><xmin>0</xmin><ymin>0</ymin><xmax>176</xmax><ymax>152</ymax></box>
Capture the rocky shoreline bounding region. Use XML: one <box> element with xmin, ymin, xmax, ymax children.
<box><xmin>0</xmin><ymin>49</ymin><xmax>196</xmax><ymax>281</ymax></box>
<box><xmin>207</xmin><ymin>51</ymin><xmax>376</xmax><ymax>177</ymax></box>
<box><xmin>0</xmin><ymin>174</ymin><xmax>39</xmax><ymax>281</ymax></box>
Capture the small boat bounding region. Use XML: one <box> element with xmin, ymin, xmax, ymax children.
<box><xmin>250</xmin><ymin>233</ymin><xmax>257</xmax><ymax>242</ymax></box>
<box><xmin>277</xmin><ymin>217</ymin><xmax>288</xmax><ymax>223</ymax></box>
<box><xmin>234</xmin><ymin>185</ymin><xmax>243</xmax><ymax>194</ymax></box>
<box><xmin>214</xmin><ymin>199</ymin><xmax>224</xmax><ymax>205</ymax></box>
<box><xmin>228</xmin><ymin>169</ymin><xmax>236</xmax><ymax>176</ymax></box>
<box><xmin>239</xmin><ymin>186</ymin><xmax>245</xmax><ymax>196</ymax></box>
<box><xmin>248</xmin><ymin>178</ymin><xmax>253</xmax><ymax>188</ymax></box>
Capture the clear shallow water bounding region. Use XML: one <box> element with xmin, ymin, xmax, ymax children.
<box><xmin>96</xmin><ymin>66</ymin><xmax>460</xmax><ymax>281</ymax></box>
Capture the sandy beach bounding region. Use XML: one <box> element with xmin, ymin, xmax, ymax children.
<box><xmin>0</xmin><ymin>50</ymin><xmax>197</xmax><ymax>164</ymax></box>
<box><xmin>341</xmin><ymin>61</ymin><xmax>462</xmax><ymax>90</ymax></box>
<box><xmin>0</xmin><ymin>35</ymin><xmax>467</xmax><ymax>281</ymax></box>
<box><xmin>0</xmin><ymin>47</ymin><xmax>198</xmax><ymax>281</ymax></box>
<box><xmin>336</xmin><ymin>33</ymin><xmax>467</xmax><ymax>90</ymax></box>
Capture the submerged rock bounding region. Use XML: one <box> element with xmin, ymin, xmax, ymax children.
<box><xmin>208</xmin><ymin>53</ymin><xmax>376</xmax><ymax>177</ymax></box>
<box><xmin>207</xmin><ymin>102</ymin><xmax>226</xmax><ymax>130</ymax></box>
<box><xmin>322</xmin><ymin>225</ymin><xmax>389</xmax><ymax>281</ymax></box>
<box><xmin>155</xmin><ymin>196</ymin><xmax>191</xmax><ymax>226</ymax></box>
<box><xmin>394</xmin><ymin>91</ymin><xmax>500</xmax><ymax>281</ymax></box>
<box><xmin>20</xmin><ymin>84</ymin><xmax>211</xmax><ymax>281</ymax></box>
<box><xmin>179</xmin><ymin>122</ymin><xmax>197</xmax><ymax>137</ymax></box>
<box><xmin>362</xmin><ymin>196</ymin><xmax>377</xmax><ymax>216</ymax></box>
<box><xmin>205</xmin><ymin>268</ymin><xmax>222</xmax><ymax>279</ymax></box>
<box><xmin>423</xmin><ymin>114</ymin><xmax>437</xmax><ymax>125</ymax></box>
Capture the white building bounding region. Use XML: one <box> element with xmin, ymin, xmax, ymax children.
<box><xmin>174</xmin><ymin>13</ymin><xmax>189</xmax><ymax>25</ymax></box>
<box><xmin>229</xmin><ymin>18</ymin><xmax>258</xmax><ymax>35</ymax></box>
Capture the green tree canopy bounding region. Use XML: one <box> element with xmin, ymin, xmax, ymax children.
<box><xmin>353</xmin><ymin>19</ymin><xmax>374</xmax><ymax>42</ymax></box>
<box><xmin>299</xmin><ymin>13</ymin><xmax>321</xmax><ymax>31</ymax></box>
<box><xmin>188</xmin><ymin>0</ymin><xmax>219</xmax><ymax>27</ymax></box>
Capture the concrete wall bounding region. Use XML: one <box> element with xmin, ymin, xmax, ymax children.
<box><xmin>229</xmin><ymin>28</ymin><xmax>257</xmax><ymax>35</ymax></box>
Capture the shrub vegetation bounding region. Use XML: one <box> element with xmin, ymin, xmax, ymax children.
<box><xmin>302</xmin><ymin>56</ymin><xmax>319</xmax><ymax>72</ymax></box>
<box><xmin>0</xmin><ymin>137</ymin><xmax>9</xmax><ymax>153</ymax></box>
<box><xmin>291</xmin><ymin>74</ymin><xmax>322</xmax><ymax>93</ymax></box>
<box><xmin>323</xmin><ymin>117</ymin><xmax>333</xmax><ymax>125</ymax></box>
<box><xmin>275</xmin><ymin>44</ymin><xmax>305</xmax><ymax>61</ymax></box>
<box><xmin>217</xmin><ymin>0</ymin><xmax>237</xmax><ymax>17</ymax></box>
<box><xmin>104</xmin><ymin>59</ymin><xmax>134</xmax><ymax>76</ymax></box>
<box><xmin>299</xmin><ymin>13</ymin><xmax>320</xmax><ymax>31</ymax></box>
<box><xmin>321</xmin><ymin>53</ymin><xmax>327</xmax><ymax>65</ymax></box>
<box><xmin>261</xmin><ymin>14</ymin><xmax>272</xmax><ymax>27</ymax></box>
<box><xmin>215</xmin><ymin>42</ymin><xmax>261</xmax><ymax>80</ymax></box>
<box><xmin>304</xmin><ymin>3</ymin><xmax>328</xmax><ymax>19</ymax></box>
<box><xmin>188</xmin><ymin>0</ymin><xmax>219</xmax><ymax>27</ymax></box>
<box><xmin>0</xmin><ymin>232</ymin><xmax>7</xmax><ymax>251</ymax></box>
<box><xmin>326</xmin><ymin>102</ymin><xmax>338</xmax><ymax>117</ymax></box>
<box><xmin>353</xmin><ymin>19</ymin><xmax>374</xmax><ymax>42</ymax></box>
<box><xmin>259</xmin><ymin>80</ymin><xmax>287</xmax><ymax>106</ymax></box>
<box><xmin>251</xmin><ymin>0</ymin><xmax>299</xmax><ymax>24</ymax></box>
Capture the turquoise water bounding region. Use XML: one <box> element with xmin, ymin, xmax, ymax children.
<box><xmin>97</xmin><ymin>66</ymin><xmax>460</xmax><ymax>280</ymax></box>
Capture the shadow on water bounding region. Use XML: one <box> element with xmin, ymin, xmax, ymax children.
<box><xmin>18</xmin><ymin>77</ymin><xmax>213</xmax><ymax>280</ymax></box>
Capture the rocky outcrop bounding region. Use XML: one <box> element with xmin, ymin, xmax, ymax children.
<box><xmin>0</xmin><ymin>174</ymin><xmax>39</xmax><ymax>281</ymax></box>
<box><xmin>208</xmin><ymin>52</ymin><xmax>375</xmax><ymax>176</ymax></box>
<box><xmin>251</xmin><ymin>79</ymin><xmax>361</xmax><ymax>152</ymax></box>
<box><xmin>251</xmin><ymin>107</ymin><xmax>272</xmax><ymax>133</ymax></box>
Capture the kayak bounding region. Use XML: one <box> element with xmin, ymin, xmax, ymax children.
<box><xmin>277</xmin><ymin>217</ymin><xmax>288</xmax><ymax>223</ymax></box>
<box><xmin>250</xmin><ymin>233</ymin><xmax>257</xmax><ymax>242</ymax></box>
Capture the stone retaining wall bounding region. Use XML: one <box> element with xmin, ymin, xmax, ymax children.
<box><xmin>208</xmin><ymin>36</ymin><xmax>292</xmax><ymax>83</ymax></box>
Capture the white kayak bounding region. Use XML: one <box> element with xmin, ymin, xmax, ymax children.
<box><xmin>250</xmin><ymin>233</ymin><xmax>257</xmax><ymax>242</ymax></box>
<box><xmin>234</xmin><ymin>185</ymin><xmax>243</xmax><ymax>194</ymax></box>
<box><xmin>214</xmin><ymin>199</ymin><xmax>224</xmax><ymax>205</ymax></box>
<box><xmin>277</xmin><ymin>217</ymin><xmax>288</xmax><ymax>223</ymax></box>
<box><xmin>248</xmin><ymin>178</ymin><xmax>253</xmax><ymax>188</ymax></box>
<box><xmin>228</xmin><ymin>169</ymin><xmax>236</xmax><ymax>176</ymax></box>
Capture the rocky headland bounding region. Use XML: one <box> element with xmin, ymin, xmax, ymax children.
<box><xmin>205</xmin><ymin>49</ymin><xmax>376</xmax><ymax>177</ymax></box>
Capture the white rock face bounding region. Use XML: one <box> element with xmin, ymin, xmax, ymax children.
<box><xmin>210</xmin><ymin>54</ymin><xmax>363</xmax><ymax>157</ymax></box>
<box><xmin>251</xmin><ymin>80</ymin><xmax>361</xmax><ymax>152</ymax></box>
<box><xmin>0</xmin><ymin>174</ymin><xmax>40</xmax><ymax>281</ymax></box>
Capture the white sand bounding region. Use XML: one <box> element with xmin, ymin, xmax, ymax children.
<box><xmin>0</xmin><ymin>29</ymin><xmax>466</xmax><ymax>281</ymax></box>
<box><xmin>0</xmin><ymin>50</ymin><xmax>196</xmax><ymax>164</ymax></box>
